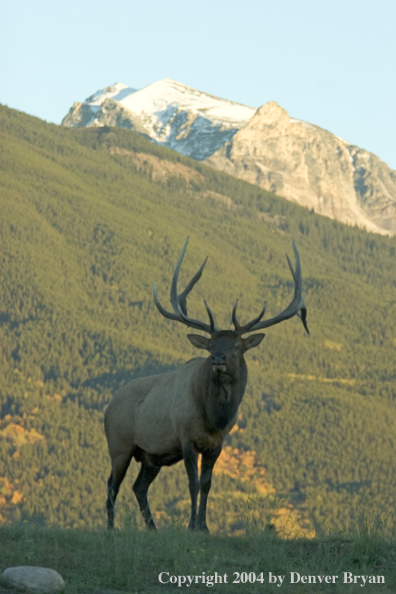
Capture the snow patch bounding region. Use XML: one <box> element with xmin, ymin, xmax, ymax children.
<box><xmin>85</xmin><ymin>82</ymin><xmax>136</xmax><ymax>107</ymax></box>
<box><xmin>84</xmin><ymin>79</ymin><xmax>255</xmax><ymax>129</ymax></box>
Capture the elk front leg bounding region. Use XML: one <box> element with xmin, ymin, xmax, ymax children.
<box><xmin>196</xmin><ymin>444</ymin><xmax>222</xmax><ymax>532</ymax></box>
<box><xmin>182</xmin><ymin>442</ymin><xmax>199</xmax><ymax>530</ymax></box>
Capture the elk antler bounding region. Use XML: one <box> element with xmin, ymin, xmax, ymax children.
<box><xmin>232</xmin><ymin>240</ymin><xmax>309</xmax><ymax>335</ymax></box>
<box><xmin>153</xmin><ymin>237</ymin><xmax>216</xmax><ymax>334</ymax></box>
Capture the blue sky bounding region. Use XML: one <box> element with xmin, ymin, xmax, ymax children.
<box><xmin>2</xmin><ymin>0</ymin><xmax>395</xmax><ymax>169</ymax></box>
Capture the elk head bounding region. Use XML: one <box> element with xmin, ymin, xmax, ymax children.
<box><xmin>153</xmin><ymin>237</ymin><xmax>309</xmax><ymax>374</ymax></box>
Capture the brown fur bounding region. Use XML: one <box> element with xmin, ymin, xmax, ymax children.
<box><xmin>104</xmin><ymin>331</ymin><xmax>263</xmax><ymax>531</ymax></box>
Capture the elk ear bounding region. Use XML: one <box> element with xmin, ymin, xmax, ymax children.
<box><xmin>244</xmin><ymin>333</ymin><xmax>265</xmax><ymax>351</ymax></box>
<box><xmin>187</xmin><ymin>334</ymin><xmax>211</xmax><ymax>350</ymax></box>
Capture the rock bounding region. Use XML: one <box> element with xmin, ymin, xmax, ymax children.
<box><xmin>205</xmin><ymin>101</ymin><xmax>396</xmax><ymax>236</ymax></box>
<box><xmin>62</xmin><ymin>98</ymin><xmax>148</xmax><ymax>135</ymax></box>
<box><xmin>0</xmin><ymin>567</ymin><xmax>65</xmax><ymax>594</ymax></box>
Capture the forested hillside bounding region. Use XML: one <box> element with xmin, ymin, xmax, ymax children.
<box><xmin>1</xmin><ymin>104</ymin><xmax>396</xmax><ymax>535</ymax></box>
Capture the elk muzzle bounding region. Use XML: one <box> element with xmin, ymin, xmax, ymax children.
<box><xmin>212</xmin><ymin>353</ymin><xmax>227</xmax><ymax>373</ymax></box>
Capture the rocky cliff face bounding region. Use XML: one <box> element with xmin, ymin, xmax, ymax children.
<box><xmin>205</xmin><ymin>102</ymin><xmax>396</xmax><ymax>236</ymax></box>
<box><xmin>62</xmin><ymin>81</ymin><xmax>396</xmax><ymax>235</ymax></box>
<box><xmin>63</xmin><ymin>98</ymin><xmax>148</xmax><ymax>134</ymax></box>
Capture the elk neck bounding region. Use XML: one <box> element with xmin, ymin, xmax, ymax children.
<box><xmin>196</xmin><ymin>355</ymin><xmax>248</xmax><ymax>433</ymax></box>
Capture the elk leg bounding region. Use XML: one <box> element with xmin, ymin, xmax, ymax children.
<box><xmin>182</xmin><ymin>442</ymin><xmax>199</xmax><ymax>530</ymax></box>
<box><xmin>196</xmin><ymin>444</ymin><xmax>222</xmax><ymax>532</ymax></box>
<box><xmin>132</xmin><ymin>461</ymin><xmax>161</xmax><ymax>529</ymax></box>
<box><xmin>106</xmin><ymin>450</ymin><xmax>134</xmax><ymax>529</ymax></box>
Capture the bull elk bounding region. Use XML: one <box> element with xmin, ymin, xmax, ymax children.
<box><xmin>105</xmin><ymin>238</ymin><xmax>309</xmax><ymax>531</ymax></box>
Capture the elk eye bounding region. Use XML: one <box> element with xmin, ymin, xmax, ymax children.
<box><xmin>234</xmin><ymin>343</ymin><xmax>241</xmax><ymax>350</ymax></box>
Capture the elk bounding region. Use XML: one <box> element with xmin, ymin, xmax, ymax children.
<box><xmin>105</xmin><ymin>238</ymin><xmax>309</xmax><ymax>531</ymax></box>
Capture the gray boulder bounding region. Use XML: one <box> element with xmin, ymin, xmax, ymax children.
<box><xmin>0</xmin><ymin>566</ymin><xmax>65</xmax><ymax>594</ymax></box>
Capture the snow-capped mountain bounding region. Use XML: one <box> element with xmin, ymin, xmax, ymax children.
<box><xmin>62</xmin><ymin>79</ymin><xmax>396</xmax><ymax>236</ymax></box>
<box><xmin>62</xmin><ymin>79</ymin><xmax>256</xmax><ymax>160</ymax></box>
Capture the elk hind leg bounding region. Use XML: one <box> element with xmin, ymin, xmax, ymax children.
<box><xmin>106</xmin><ymin>449</ymin><xmax>134</xmax><ymax>529</ymax></box>
<box><xmin>132</xmin><ymin>460</ymin><xmax>161</xmax><ymax>529</ymax></box>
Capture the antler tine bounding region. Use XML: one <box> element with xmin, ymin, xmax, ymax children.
<box><xmin>178</xmin><ymin>257</ymin><xmax>208</xmax><ymax>316</ymax></box>
<box><xmin>286</xmin><ymin>252</ymin><xmax>296</xmax><ymax>282</ymax></box>
<box><xmin>240</xmin><ymin>302</ymin><xmax>267</xmax><ymax>333</ymax></box>
<box><xmin>232</xmin><ymin>299</ymin><xmax>241</xmax><ymax>331</ymax></box>
<box><xmin>204</xmin><ymin>300</ymin><xmax>216</xmax><ymax>332</ymax></box>
<box><xmin>153</xmin><ymin>282</ymin><xmax>180</xmax><ymax>322</ymax></box>
<box><xmin>232</xmin><ymin>298</ymin><xmax>267</xmax><ymax>333</ymax></box>
<box><xmin>153</xmin><ymin>237</ymin><xmax>213</xmax><ymax>334</ymax></box>
<box><xmin>170</xmin><ymin>237</ymin><xmax>189</xmax><ymax>315</ymax></box>
<box><xmin>239</xmin><ymin>240</ymin><xmax>309</xmax><ymax>335</ymax></box>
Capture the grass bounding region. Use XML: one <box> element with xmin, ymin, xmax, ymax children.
<box><xmin>1</xmin><ymin>510</ymin><xmax>395</xmax><ymax>593</ymax></box>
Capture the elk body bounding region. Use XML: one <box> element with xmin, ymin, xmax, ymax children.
<box><xmin>105</xmin><ymin>238</ymin><xmax>309</xmax><ymax>531</ymax></box>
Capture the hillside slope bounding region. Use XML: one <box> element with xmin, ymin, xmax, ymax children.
<box><xmin>1</xmin><ymin>105</ymin><xmax>396</xmax><ymax>534</ymax></box>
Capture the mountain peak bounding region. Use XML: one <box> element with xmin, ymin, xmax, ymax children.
<box><xmin>63</xmin><ymin>78</ymin><xmax>256</xmax><ymax>161</ymax></box>
<box><xmin>249</xmin><ymin>101</ymin><xmax>291</xmax><ymax>129</ymax></box>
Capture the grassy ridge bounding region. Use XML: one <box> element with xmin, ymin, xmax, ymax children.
<box><xmin>1</xmin><ymin>519</ymin><xmax>395</xmax><ymax>593</ymax></box>
<box><xmin>1</xmin><ymin>104</ymin><xmax>396</xmax><ymax>535</ymax></box>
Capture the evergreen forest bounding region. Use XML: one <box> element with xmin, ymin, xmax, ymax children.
<box><xmin>1</xmin><ymin>104</ymin><xmax>396</xmax><ymax>536</ymax></box>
